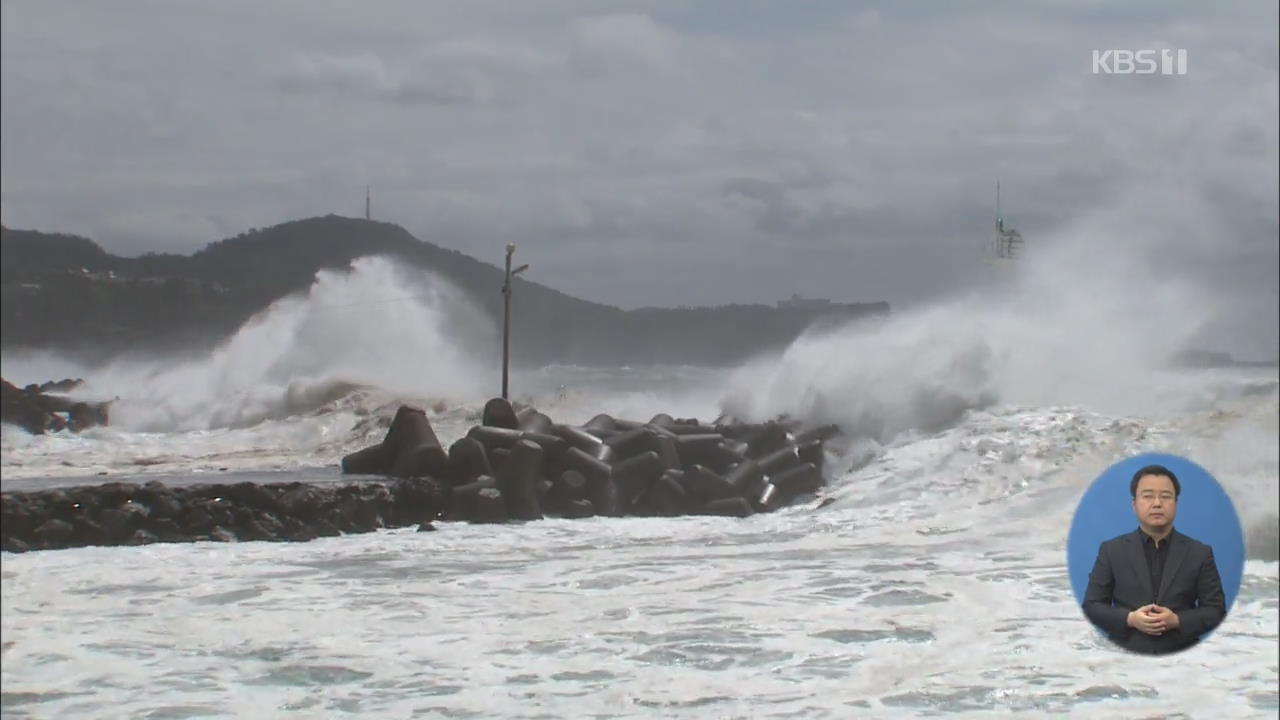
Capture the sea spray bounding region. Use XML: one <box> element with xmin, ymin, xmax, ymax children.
<box><xmin>719</xmin><ymin>189</ymin><xmax>1229</xmax><ymax>441</ymax></box>
<box><xmin>30</xmin><ymin>256</ymin><xmax>495</xmax><ymax>432</ymax></box>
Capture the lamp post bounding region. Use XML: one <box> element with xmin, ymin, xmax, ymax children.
<box><xmin>502</xmin><ymin>243</ymin><xmax>529</xmax><ymax>400</ymax></box>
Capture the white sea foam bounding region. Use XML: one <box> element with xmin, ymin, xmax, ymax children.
<box><xmin>2</xmin><ymin>392</ymin><xmax>1276</xmax><ymax>717</ymax></box>
<box><xmin>2</xmin><ymin>394</ymin><xmax>1275</xmax><ymax>717</ymax></box>
<box><xmin>1</xmin><ymin>219</ymin><xmax>1276</xmax><ymax>716</ymax></box>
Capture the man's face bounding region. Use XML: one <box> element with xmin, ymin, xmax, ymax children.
<box><xmin>1133</xmin><ymin>474</ymin><xmax>1178</xmax><ymax>531</ymax></box>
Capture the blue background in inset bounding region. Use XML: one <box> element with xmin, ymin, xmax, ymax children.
<box><xmin>1067</xmin><ymin>453</ymin><xmax>1245</xmax><ymax>614</ymax></box>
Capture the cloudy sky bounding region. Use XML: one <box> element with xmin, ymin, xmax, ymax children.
<box><xmin>2</xmin><ymin>1</ymin><xmax>1276</xmax><ymax>355</ymax></box>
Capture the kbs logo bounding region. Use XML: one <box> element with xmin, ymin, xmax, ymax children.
<box><xmin>1092</xmin><ymin>49</ymin><xmax>1188</xmax><ymax>75</ymax></box>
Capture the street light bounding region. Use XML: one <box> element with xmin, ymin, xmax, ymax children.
<box><xmin>502</xmin><ymin>243</ymin><xmax>529</xmax><ymax>400</ymax></box>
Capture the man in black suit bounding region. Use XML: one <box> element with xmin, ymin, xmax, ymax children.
<box><xmin>1082</xmin><ymin>464</ymin><xmax>1226</xmax><ymax>654</ymax></box>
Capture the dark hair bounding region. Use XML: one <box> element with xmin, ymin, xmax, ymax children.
<box><xmin>1130</xmin><ymin>465</ymin><xmax>1181</xmax><ymax>498</ymax></box>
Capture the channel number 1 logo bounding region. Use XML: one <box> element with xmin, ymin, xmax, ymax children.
<box><xmin>1092</xmin><ymin>49</ymin><xmax>1188</xmax><ymax>75</ymax></box>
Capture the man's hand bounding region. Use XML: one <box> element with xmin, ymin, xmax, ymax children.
<box><xmin>1149</xmin><ymin>605</ymin><xmax>1181</xmax><ymax>631</ymax></box>
<box><xmin>1127</xmin><ymin>604</ymin><xmax>1164</xmax><ymax>635</ymax></box>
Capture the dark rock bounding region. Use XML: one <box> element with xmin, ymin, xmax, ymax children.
<box><xmin>591</xmin><ymin>443</ymin><xmax>615</xmax><ymax>464</ymax></box>
<box><xmin>95</xmin><ymin>499</ymin><xmax>147</xmax><ymax>538</ymax></box>
<box><xmin>582</xmin><ymin>413</ymin><xmax>616</xmax><ymax>434</ymax></box>
<box><xmin>516</xmin><ymin>408</ymin><xmax>554</xmax><ymax>435</ymax></box>
<box><xmin>797</xmin><ymin>439</ymin><xmax>825</xmax><ymax>474</ymax></box>
<box><xmin>468</xmin><ymin>425</ymin><xmax>523</xmax><ymax>452</ymax></box>
<box><xmin>391</xmin><ymin>476</ymin><xmax>449</xmax><ymax>524</ymax></box>
<box><xmin>683</xmin><ymin>465</ymin><xmax>738</xmax><ymax>503</ymax></box>
<box><xmin>612</xmin><ymin>451</ymin><xmax>663</xmax><ymax>507</ymax></box>
<box><xmin>447</xmin><ymin>437</ymin><xmax>492</xmax><ymax>486</ymax></box>
<box><xmin>335</xmin><ymin>490</ymin><xmax>386</xmax><ymax>533</ymax></box>
<box><xmin>498</xmin><ymin>439</ymin><xmax>544</xmax><ymax>521</ymax></box>
<box><xmin>724</xmin><ymin>460</ymin><xmax>765</xmax><ymax>498</ymax></box>
<box><xmin>252</xmin><ymin>512</ymin><xmax>286</xmax><ymax>540</ymax></box>
<box><xmin>794</xmin><ymin>424</ymin><xmax>842</xmax><ymax>445</ymax></box>
<box><xmin>471</xmin><ymin>487</ymin><xmax>508</xmax><ymax>524</ymax></box>
<box><xmin>652</xmin><ymin>431</ymin><xmax>681</xmax><ymax>471</ymax></box>
<box><xmin>142</xmin><ymin>489</ymin><xmax>184</xmax><ymax>520</ymax></box>
<box><xmin>274</xmin><ymin>515</ymin><xmax>308</xmax><ymax>540</ymax></box>
<box><xmin>0</xmin><ymin>494</ymin><xmax>41</xmax><ymax>538</ymax></box>
<box><xmin>547</xmin><ymin>470</ymin><xmax>588</xmax><ymax>512</ymax></box>
<box><xmin>447</xmin><ymin>475</ymin><xmax>499</xmax><ymax>521</ymax></box>
<box><xmin>640</xmin><ymin>470</ymin><xmax>689</xmax><ymax>516</ymax></box>
<box><xmin>0</xmin><ymin>406</ymin><xmax>838</xmax><ymax>549</ymax></box>
<box><xmin>95</xmin><ymin>482</ymin><xmax>141</xmax><ymax>507</ymax></box>
<box><xmin>489</xmin><ymin>447</ymin><xmax>511</xmax><ymax>477</ymax></box>
<box><xmin>758</xmin><ymin>445</ymin><xmax>803</xmax><ymax>475</ymax></box>
<box><xmin>482</xmin><ymin>398</ymin><xmax>519</xmax><ymax>429</ymax></box>
<box><xmin>562</xmin><ymin>498</ymin><xmax>595</xmax><ymax>519</ymax></box>
<box><xmin>127</xmin><ymin>529</ymin><xmax>160</xmax><ymax>545</ymax></box>
<box><xmin>3</xmin><ymin>381</ymin><xmax>60</xmax><ymax>434</ymax></box>
<box><xmin>605</xmin><ymin>427</ymin><xmax>652</xmax><ymax>461</ymax></box>
<box><xmin>385</xmin><ymin>406</ymin><xmax>447</xmax><ymax>478</ymax></box>
<box><xmin>561</xmin><ymin>447</ymin><xmax>619</xmax><ymax>516</ymax></box>
<box><xmin>742</xmin><ymin>422</ymin><xmax>791</xmax><ymax>458</ymax></box>
<box><xmin>207</xmin><ymin>526</ymin><xmax>236</xmax><ymax>542</ymax></box>
<box><xmin>68</xmin><ymin>402</ymin><xmax>108</xmax><ymax>431</ymax></box>
<box><xmin>39</xmin><ymin>378</ymin><xmax>84</xmax><ymax>393</ymax></box>
<box><xmin>674</xmin><ymin>433</ymin><xmax>725</xmax><ymax>468</ymax></box>
<box><xmin>549</xmin><ymin>424</ymin><xmax>608</xmax><ymax>456</ymax></box>
<box><xmin>702</xmin><ymin>497</ymin><xmax>754</xmax><ymax>518</ymax></box>
<box><xmin>1</xmin><ymin>377</ymin><xmax>111</xmax><ymax>435</ymax></box>
<box><xmin>181</xmin><ymin>505</ymin><xmax>214</xmax><ymax>532</ymax></box>
<box><xmin>313</xmin><ymin>519</ymin><xmax>342</xmax><ymax>537</ymax></box>
<box><xmin>516</xmin><ymin>432</ymin><xmax>567</xmax><ymax>465</ymax></box>
<box><xmin>417</xmin><ymin>522</ymin><xmax>437</xmax><ymax>532</ymax></box>
<box><xmin>342</xmin><ymin>443</ymin><xmax>389</xmax><ymax>475</ymax></box>
<box><xmin>148</xmin><ymin>518</ymin><xmax>186</xmax><ymax>541</ymax></box>
<box><xmin>279</xmin><ymin>485</ymin><xmax>326</xmax><ymax>518</ymax></box>
<box><xmin>34</xmin><ymin>518</ymin><xmax>74</xmax><ymax>546</ymax></box>
<box><xmin>661</xmin><ymin>422</ymin><xmax>719</xmax><ymax>436</ymax></box>
<box><xmin>222</xmin><ymin>482</ymin><xmax>280</xmax><ymax>512</ymax></box>
<box><xmin>769</xmin><ymin>462</ymin><xmax>823</xmax><ymax>497</ymax></box>
<box><xmin>197</xmin><ymin>497</ymin><xmax>235</xmax><ymax>528</ymax></box>
<box><xmin>71</xmin><ymin>516</ymin><xmax>108</xmax><ymax>545</ymax></box>
<box><xmin>704</xmin><ymin>440</ymin><xmax>749</xmax><ymax>474</ymax></box>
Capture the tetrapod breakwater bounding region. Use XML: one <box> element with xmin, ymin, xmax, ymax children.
<box><xmin>0</xmin><ymin>398</ymin><xmax>839</xmax><ymax>553</ymax></box>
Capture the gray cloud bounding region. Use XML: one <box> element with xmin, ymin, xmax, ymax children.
<box><xmin>1</xmin><ymin>0</ymin><xmax>1276</xmax><ymax>358</ymax></box>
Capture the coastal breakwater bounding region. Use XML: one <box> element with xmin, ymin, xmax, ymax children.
<box><xmin>1</xmin><ymin>378</ymin><xmax>111</xmax><ymax>434</ymax></box>
<box><xmin>345</xmin><ymin>398</ymin><xmax>840</xmax><ymax>523</ymax></box>
<box><xmin>0</xmin><ymin>399</ymin><xmax>839</xmax><ymax>553</ymax></box>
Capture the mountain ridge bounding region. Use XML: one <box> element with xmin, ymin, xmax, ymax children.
<box><xmin>0</xmin><ymin>216</ymin><xmax>889</xmax><ymax>366</ymax></box>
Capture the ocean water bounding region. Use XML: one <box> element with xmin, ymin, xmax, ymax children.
<box><xmin>2</xmin><ymin>256</ymin><xmax>1278</xmax><ymax>718</ymax></box>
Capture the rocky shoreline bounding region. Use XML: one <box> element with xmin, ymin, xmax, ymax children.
<box><xmin>0</xmin><ymin>477</ymin><xmax>446</xmax><ymax>553</ymax></box>
<box><xmin>1</xmin><ymin>398</ymin><xmax>839</xmax><ymax>553</ymax></box>
<box><xmin>1</xmin><ymin>377</ymin><xmax>111</xmax><ymax>434</ymax></box>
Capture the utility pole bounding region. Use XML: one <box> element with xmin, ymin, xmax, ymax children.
<box><xmin>989</xmin><ymin>180</ymin><xmax>1023</xmax><ymax>261</ymax></box>
<box><xmin>501</xmin><ymin>243</ymin><xmax>529</xmax><ymax>400</ymax></box>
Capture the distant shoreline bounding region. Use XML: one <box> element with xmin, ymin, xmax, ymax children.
<box><xmin>1</xmin><ymin>217</ymin><xmax>889</xmax><ymax>367</ymax></box>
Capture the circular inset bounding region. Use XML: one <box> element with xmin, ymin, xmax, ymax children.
<box><xmin>1067</xmin><ymin>453</ymin><xmax>1245</xmax><ymax>655</ymax></box>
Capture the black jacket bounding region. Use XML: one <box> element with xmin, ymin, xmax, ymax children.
<box><xmin>1082</xmin><ymin>528</ymin><xmax>1226</xmax><ymax>654</ymax></box>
